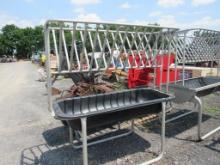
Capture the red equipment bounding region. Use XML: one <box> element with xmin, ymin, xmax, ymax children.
<box><xmin>128</xmin><ymin>53</ymin><xmax>180</xmax><ymax>88</ymax></box>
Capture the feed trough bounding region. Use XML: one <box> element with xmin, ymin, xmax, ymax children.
<box><xmin>44</xmin><ymin>19</ymin><xmax>177</xmax><ymax>165</ymax></box>
<box><xmin>53</xmin><ymin>88</ymin><xmax>173</xmax><ymax>165</ymax></box>
<box><xmin>169</xmin><ymin>77</ymin><xmax>220</xmax><ymax>103</ymax></box>
<box><xmin>53</xmin><ymin>88</ymin><xmax>173</xmax><ymax>125</ymax></box>
<box><xmin>167</xmin><ymin>28</ymin><xmax>220</xmax><ymax>141</ymax></box>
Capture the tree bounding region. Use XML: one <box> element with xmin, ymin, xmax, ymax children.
<box><xmin>0</xmin><ymin>24</ymin><xmax>44</xmax><ymax>59</ymax></box>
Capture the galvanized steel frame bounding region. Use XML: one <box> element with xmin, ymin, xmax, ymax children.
<box><xmin>44</xmin><ymin>19</ymin><xmax>177</xmax><ymax>165</ymax></box>
<box><xmin>173</xmin><ymin>28</ymin><xmax>220</xmax><ymax>64</ymax></box>
<box><xmin>167</xmin><ymin>28</ymin><xmax>220</xmax><ymax>141</ymax></box>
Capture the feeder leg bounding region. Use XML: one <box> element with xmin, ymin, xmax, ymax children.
<box><xmin>131</xmin><ymin>120</ymin><xmax>134</xmax><ymax>131</ymax></box>
<box><xmin>69</xmin><ymin>126</ymin><xmax>74</xmax><ymax>144</ymax></box>
<box><xmin>195</xmin><ymin>96</ymin><xmax>220</xmax><ymax>141</ymax></box>
<box><xmin>140</xmin><ymin>101</ymin><xmax>166</xmax><ymax>165</ymax></box>
<box><xmin>81</xmin><ymin>117</ymin><xmax>88</xmax><ymax>165</ymax></box>
<box><xmin>194</xmin><ymin>96</ymin><xmax>203</xmax><ymax>141</ymax></box>
<box><xmin>161</xmin><ymin>102</ymin><xmax>166</xmax><ymax>155</ymax></box>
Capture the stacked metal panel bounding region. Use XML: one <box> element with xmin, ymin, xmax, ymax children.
<box><xmin>172</xmin><ymin>29</ymin><xmax>220</xmax><ymax>63</ymax></box>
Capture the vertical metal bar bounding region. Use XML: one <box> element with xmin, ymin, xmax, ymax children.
<box><xmin>166</xmin><ymin>32</ymin><xmax>172</xmax><ymax>93</ymax></box>
<box><xmin>69</xmin><ymin>23</ymin><xmax>77</xmax><ymax>72</ymax></box>
<box><xmin>80</xmin><ymin>24</ymin><xmax>90</xmax><ymax>71</ymax></box>
<box><xmin>218</xmin><ymin>59</ymin><xmax>220</xmax><ymax>76</ymax></box>
<box><xmin>131</xmin><ymin>120</ymin><xmax>134</xmax><ymax>131</ymax></box>
<box><xmin>182</xmin><ymin>33</ymin><xmax>186</xmax><ymax>86</ymax></box>
<box><xmin>161</xmin><ymin>102</ymin><xmax>166</xmax><ymax>154</ymax></box>
<box><xmin>194</xmin><ymin>96</ymin><xmax>202</xmax><ymax>141</ymax></box>
<box><xmin>62</xmin><ymin>30</ymin><xmax>71</xmax><ymax>71</ymax></box>
<box><xmin>139</xmin><ymin>101</ymin><xmax>166</xmax><ymax>165</ymax></box>
<box><xmin>81</xmin><ymin>117</ymin><xmax>88</xmax><ymax>165</ymax></box>
<box><xmin>174</xmin><ymin>48</ymin><xmax>178</xmax><ymax>84</ymax></box>
<box><xmin>71</xmin><ymin>23</ymin><xmax>81</xmax><ymax>72</ymax></box>
<box><xmin>44</xmin><ymin>26</ymin><xmax>53</xmax><ymax>114</ymax></box>
<box><xmin>104</xmin><ymin>28</ymin><xmax>115</xmax><ymax>69</ymax></box>
<box><xmin>52</xmin><ymin>30</ymin><xmax>60</xmax><ymax>71</ymax></box>
<box><xmin>58</xmin><ymin>25</ymin><xmax>63</xmax><ymax>70</ymax></box>
<box><xmin>125</xmin><ymin>32</ymin><xmax>138</xmax><ymax>68</ymax></box>
<box><xmin>137</xmin><ymin>30</ymin><xmax>150</xmax><ymax>67</ymax></box>
<box><xmin>131</xmin><ymin>31</ymin><xmax>145</xmax><ymax>68</ymax></box>
<box><xmin>111</xmin><ymin>26</ymin><xmax>124</xmax><ymax>70</ymax></box>
<box><xmin>111</xmin><ymin>32</ymin><xmax>124</xmax><ymax>69</ymax></box>
<box><xmin>152</xmin><ymin>32</ymin><xmax>163</xmax><ymax>90</ymax></box>
<box><xmin>97</xmin><ymin>29</ymin><xmax>107</xmax><ymax>70</ymax></box>
<box><xmin>119</xmin><ymin>31</ymin><xmax>131</xmax><ymax>69</ymax></box>
<box><xmin>69</xmin><ymin>126</ymin><xmax>73</xmax><ymax>144</ymax></box>
<box><xmin>143</xmin><ymin>34</ymin><xmax>154</xmax><ymax>67</ymax></box>
<box><xmin>153</xmin><ymin>36</ymin><xmax>158</xmax><ymax>89</ymax></box>
<box><xmin>88</xmin><ymin>31</ymin><xmax>99</xmax><ymax>71</ymax></box>
<box><xmin>159</xmin><ymin>34</ymin><xmax>165</xmax><ymax>90</ymax></box>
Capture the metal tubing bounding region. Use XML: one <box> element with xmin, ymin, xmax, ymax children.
<box><xmin>165</xmin><ymin>110</ymin><xmax>194</xmax><ymax>123</ymax></box>
<box><xmin>182</xmin><ymin>33</ymin><xmax>186</xmax><ymax>86</ymax></box>
<box><xmin>194</xmin><ymin>96</ymin><xmax>220</xmax><ymax>141</ymax></box>
<box><xmin>44</xmin><ymin>26</ymin><xmax>53</xmax><ymax>115</ymax></box>
<box><xmin>201</xmin><ymin>126</ymin><xmax>220</xmax><ymax>140</ymax></box>
<box><xmin>140</xmin><ymin>102</ymin><xmax>166</xmax><ymax>165</ymax></box>
<box><xmin>71</xmin><ymin>120</ymin><xmax>135</xmax><ymax>149</ymax></box>
<box><xmin>131</xmin><ymin>120</ymin><xmax>134</xmax><ymax>131</ymax></box>
<box><xmin>81</xmin><ymin>117</ymin><xmax>88</xmax><ymax>165</ymax></box>
<box><xmin>69</xmin><ymin>126</ymin><xmax>74</xmax><ymax>145</ymax></box>
<box><xmin>72</xmin><ymin>130</ymin><xmax>132</xmax><ymax>149</ymax></box>
<box><xmin>166</xmin><ymin>33</ymin><xmax>171</xmax><ymax>93</ymax></box>
<box><xmin>194</xmin><ymin>96</ymin><xmax>203</xmax><ymax>141</ymax></box>
<box><xmin>218</xmin><ymin>59</ymin><xmax>220</xmax><ymax>76</ymax></box>
<box><xmin>45</xmin><ymin>19</ymin><xmax>178</xmax><ymax>30</ymax></box>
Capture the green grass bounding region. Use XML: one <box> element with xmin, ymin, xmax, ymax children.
<box><xmin>205</xmin><ymin>106</ymin><xmax>220</xmax><ymax>115</ymax></box>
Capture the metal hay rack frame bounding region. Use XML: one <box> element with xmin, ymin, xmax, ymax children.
<box><xmin>44</xmin><ymin>19</ymin><xmax>178</xmax><ymax>165</ymax></box>
<box><xmin>167</xmin><ymin>28</ymin><xmax>220</xmax><ymax>141</ymax></box>
<box><xmin>44</xmin><ymin>19</ymin><xmax>220</xmax><ymax>165</ymax></box>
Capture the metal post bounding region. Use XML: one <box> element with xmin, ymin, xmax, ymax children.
<box><xmin>159</xmin><ymin>35</ymin><xmax>165</xmax><ymax>91</ymax></box>
<box><xmin>194</xmin><ymin>96</ymin><xmax>203</xmax><ymax>141</ymax></box>
<box><xmin>194</xmin><ymin>96</ymin><xmax>220</xmax><ymax>141</ymax></box>
<box><xmin>174</xmin><ymin>48</ymin><xmax>178</xmax><ymax>84</ymax></box>
<box><xmin>44</xmin><ymin>24</ymin><xmax>53</xmax><ymax>114</ymax></box>
<box><xmin>69</xmin><ymin>126</ymin><xmax>74</xmax><ymax>144</ymax></box>
<box><xmin>81</xmin><ymin>117</ymin><xmax>88</xmax><ymax>165</ymax></box>
<box><xmin>140</xmin><ymin>102</ymin><xmax>166</xmax><ymax>165</ymax></box>
<box><xmin>161</xmin><ymin>102</ymin><xmax>166</xmax><ymax>154</ymax></box>
<box><xmin>131</xmin><ymin>120</ymin><xmax>134</xmax><ymax>131</ymax></box>
<box><xmin>218</xmin><ymin>59</ymin><xmax>220</xmax><ymax>76</ymax></box>
<box><xmin>182</xmin><ymin>33</ymin><xmax>186</xmax><ymax>86</ymax></box>
<box><xmin>166</xmin><ymin>32</ymin><xmax>171</xmax><ymax>93</ymax></box>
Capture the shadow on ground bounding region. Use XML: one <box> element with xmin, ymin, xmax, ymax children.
<box><xmin>20</xmin><ymin>127</ymin><xmax>152</xmax><ymax>165</ymax></box>
<box><xmin>205</xmin><ymin>137</ymin><xmax>220</xmax><ymax>154</ymax></box>
<box><xmin>139</xmin><ymin>110</ymin><xmax>211</xmax><ymax>139</ymax></box>
<box><xmin>20</xmin><ymin>109</ymin><xmax>214</xmax><ymax>165</ymax></box>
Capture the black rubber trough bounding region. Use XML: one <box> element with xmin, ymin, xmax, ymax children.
<box><xmin>169</xmin><ymin>77</ymin><xmax>220</xmax><ymax>103</ymax></box>
<box><xmin>53</xmin><ymin>88</ymin><xmax>174</xmax><ymax>130</ymax></box>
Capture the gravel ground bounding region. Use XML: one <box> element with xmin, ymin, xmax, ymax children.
<box><xmin>0</xmin><ymin>61</ymin><xmax>219</xmax><ymax>165</ymax></box>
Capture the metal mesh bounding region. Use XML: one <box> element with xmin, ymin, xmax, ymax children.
<box><xmin>172</xmin><ymin>29</ymin><xmax>220</xmax><ymax>63</ymax></box>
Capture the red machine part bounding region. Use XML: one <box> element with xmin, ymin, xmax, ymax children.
<box><xmin>128</xmin><ymin>53</ymin><xmax>180</xmax><ymax>88</ymax></box>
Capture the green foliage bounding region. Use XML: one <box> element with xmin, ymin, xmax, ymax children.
<box><xmin>0</xmin><ymin>25</ymin><xmax>44</xmax><ymax>59</ymax></box>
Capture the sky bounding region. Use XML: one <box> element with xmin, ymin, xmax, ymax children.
<box><xmin>0</xmin><ymin>0</ymin><xmax>220</xmax><ymax>30</ymax></box>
